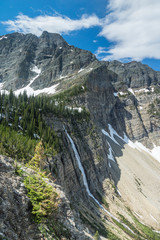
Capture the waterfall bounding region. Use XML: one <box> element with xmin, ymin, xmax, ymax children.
<box><xmin>64</xmin><ymin>127</ymin><xmax>135</xmax><ymax>234</ymax></box>
<box><xmin>65</xmin><ymin>127</ymin><xmax>108</xmax><ymax>208</ymax></box>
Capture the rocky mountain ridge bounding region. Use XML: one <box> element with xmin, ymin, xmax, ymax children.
<box><xmin>0</xmin><ymin>31</ymin><xmax>160</xmax><ymax>239</ymax></box>
<box><xmin>1</xmin><ymin>31</ymin><xmax>160</xmax><ymax>94</ymax></box>
<box><xmin>0</xmin><ymin>31</ymin><xmax>96</xmax><ymax>92</ymax></box>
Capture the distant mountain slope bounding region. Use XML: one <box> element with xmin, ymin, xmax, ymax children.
<box><xmin>0</xmin><ymin>31</ymin><xmax>96</xmax><ymax>93</ymax></box>
<box><xmin>0</xmin><ymin>31</ymin><xmax>160</xmax><ymax>239</ymax></box>
<box><xmin>1</xmin><ymin>31</ymin><xmax>160</xmax><ymax>96</ymax></box>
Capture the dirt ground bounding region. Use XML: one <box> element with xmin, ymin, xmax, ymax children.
<box><xmin>116</xmin><ymin>143</ymin><xmax>160</xmax><ymax>229</ymax></box>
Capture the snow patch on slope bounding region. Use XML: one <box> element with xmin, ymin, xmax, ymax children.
<box><xmin>135</xmin><ymin>88</ymin><xmax>150</xmax><ymax>93</ymax></box>
<box><xmin>102</xmin><ymin>124</ymin><xmax>160</xmax><ymax>164</ymax></box>
<box><xmin>78</xmin><ymin>68</ymin><xmax>84</xmax><ymax>73</ymax></box>
<box><xmin>149</xmin><ymin>145</ymin><xmax>160</xmax><ymax>163</ymax></box>
<box><xmin>65</xmin><ymin>127</ymin><xmax>135</xmax><ymax>235</ymax></box>
<box><xmin>33</xmin><ymin>83</ymin><xmax>59</xmax><ymax>96</ymax></box>
<box><xmin>0</xmin><ymin>36</ymin><xmax>7</xmax><ymax>41</ymax></box>
<box><xmin>0</xmin><ymin>82</ymin><xmax>9</xmax><ymax>95</ymax></box>
<box><xmin>31</xmin><ymin>65</ymin><xmax>41</xmax><ymax>74</ymax></box>
<box><xmin>123</xmin><ymin>136</ymin><xmax>160</xmax><ymax>163</ymax></box>
<box><xmin>102</xmin><ymin>125</ymin><xmax>123</xmax><ymax>163</ymax></box>
<box><xmin>128</xmin><ymin>88</ymin><xmax>135</xmax><ymax>96</ymax></box>
<box><xmin>114</xmin><ymin>92</ymin><xmax>118</xmax><ymax>97</ymax></box>
<box><xmin>65</xmin><ymin>106</ymin><xmax>83</xmax><ymax>113</ymax></box>
<box><xmin>14</xmin><ymin>66</ymin><xmax>59</xmax><ymax>96</ymax></box>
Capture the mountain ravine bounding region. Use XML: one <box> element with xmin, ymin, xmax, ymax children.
<box><xmin>0</xmin><ymin>31</ymin><xmax>160</xmax><ymax>240</ymax></box>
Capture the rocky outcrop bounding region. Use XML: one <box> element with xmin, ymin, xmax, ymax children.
<box><xmin>106</xmin><ymin>60</ymin><xmax>160</xmax><ymax>89</ymax></box>
<box><xmin>0</xmin><ymin>31</ymin><xmax>96</xmax><ymax>91</ymax></box>
<box><xmin>0</xmin><ymin>155</ymin><xmax>95</xmax><ymax>240</ymax></box>
<box><xmin>1</xmin><ymin>32</ymin><xmax>160</xmax><ymax>238</ymax></box>
<box><xmin>0</xmin><ymin>155</ymin><xmax>41</xmax><ymax>240</ymax></box>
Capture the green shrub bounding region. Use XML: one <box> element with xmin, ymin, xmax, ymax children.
<box><xmin>94</xmin><ymin>231</ymin><xmax>99</xmax><ymax>240</ymax></box>
<box><xmin>24</xmin><ymin>175</ymin><xmax>59</xmax><ymax>223</ymax></box>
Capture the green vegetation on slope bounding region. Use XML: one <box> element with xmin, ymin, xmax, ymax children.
<box><xmin>121</xmin><ymin>208</ymin><xmax>160</xmax><ymax>240</ymax></box>
<box><xmin>0</xmin><ymin>86</ymin><xmax>90</xmax><ymax>161</ymax></box>
<box><xmin>24</xmin><ymin>175</ymin><xmax>58</xmax><ymax>223</ymax></box>
<box><xmin>148</xmin><ymin>98</ymin><xmax>160</xmax><ymax>118</ymax></box>
<box><xmin>16</xmin><ymin>141</ymin><xmax>71</xmax><ymax>239</ymax></box>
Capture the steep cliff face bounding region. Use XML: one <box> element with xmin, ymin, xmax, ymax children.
<box><xmin>41</xmin><ymin>64</ymin><xmax>160</xmax><ymax>238</ymax></box>
<box><xmin>0</xmin><ymin>32</ymin><xmax>160</xmax><ymax>239</ymax></box>
<box><xmin>0</xmin><ymin>156</ymin><xmax>41</xmax><ymax>240</ymax></box>
<box><xmin>105</xmin><ymin>61</ymin><xmax>160</xmax><ymax>147</ymax></box>
<box><xmin>106</xmin><ymin>60</ymin><xmax>160</xmax><ymax>89</ymax></box>
<box><xmin>0</xmin><ymin>155</ymin><xmax>95</xmax><ymax>240</ymax></box>
<box><xmin>0</xmin><ymin>31</ymin><xmax>96</xmax><ymax>91</ymax></box>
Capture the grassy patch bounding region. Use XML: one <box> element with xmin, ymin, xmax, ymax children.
<box><xmin>118</xmin><ymin>213</ymin><xmax>142</xmax><ymax>237</ymax></box>
<box><xmin>54</xmin><ymin>83</ymin><xmax>87</xmax><ymax>102</ymax></box>
<box><xmin>127</xmin><ymin>208</ymin><xmax>160</xmax><ymax>240</ymax></box>
<box><xmin>132</xmin><ymin>215</ymin><xmax>160</xmax><ymax>240</ymax></box>
<box><xmin>80</xmin><ymin>212</ymin><xmax>119</xmax><ymax>240</ymax></box>
<box><xmin>96</xmin><ymin>191</ymin><xmax>109</xmax><ymax>209</ymax></box>
<box><xmin>39</xmin><ymin>219</ymin><xmax>71</xmax><ymax>240</ymax></box>
<box><xmin>112</xmin><ymin>218</ymin><xmax>138</xmax><ymax>239</ymax></box>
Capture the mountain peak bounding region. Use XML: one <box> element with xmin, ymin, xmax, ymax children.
<box><xmin>39</xmin><ymin>31</ymin><xmax>68</xmax><ymax>46</ymax></box>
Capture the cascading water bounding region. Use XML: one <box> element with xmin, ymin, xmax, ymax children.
<box><xmin>64</xmin><ymin>127</ymin><xmax>102</xmax><ymax>207</ymax></box>
<box><xmin>64</xmin><ymin>127</ymin><xmax>135</xmax><ymax>234</ymax></box>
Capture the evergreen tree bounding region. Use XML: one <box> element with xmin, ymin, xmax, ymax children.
<box><xmin>28</xmin><ymin>141</ymin><xmax>45</xmax><ymax>171</ymax></box>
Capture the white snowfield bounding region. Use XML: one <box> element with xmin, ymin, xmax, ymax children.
<box><xmin>0</xmin><ymin>65</ymin><xmax>94</xmax><ymax>96</ymax></box>
<box><xmin>113</xmin><ymin>92</ymin><xmax>118</xmax><ymax>97</ymax></box>
<box><xmin>135</xmin><ymin>88</ymin><xmax>150</xmax><ymax>93</ymax></box>
<box><xmin>78</xmin><ymin>67</ymin><xmax>93</xmax><ymax>74</ymax></box>
<box><xmin>65</xmin><ymin>106</ymin><xmax>83</xmax><ymax>113</ymax></box>
<box><xmin>102</xmin><ymin>124</ymin><xmax>160</xmax><ymax>228</ymax></box>
<box><xmin>128</xmin><ymin>88</ymin><xmax>135</xmax><ymax>96</ymax></box>
<box><xmin>14</xmin><ymin>66</ymin><xmax>59</xmax><ymax>96</ymax></box>
<box><xmin>102</xmin><ymin>124</ymin><xmax>160</xmax><ymax>163</ymax></box>
<box><xmin>31</xmin><ymin>66</ymin><xmax>41</xmax><ymax>74</ymax></box>
<box><xmin>0</xmin><ymin>36</ymin><xmax>7</xmax><ymax>41</ymax></box>
<box><xmin>114</xmin><ymin>87</ymin><xmax>154</xmax><ymax>98</ymax></box>
<box><xmin>0</xmin><ymin>66</ymin><xmax>59</xmax><ymax>96</ymax></box>
<box><xmin>0</xmin><ymin>83</ymin><xmax>9</xmax><ymax>95</ymax></box>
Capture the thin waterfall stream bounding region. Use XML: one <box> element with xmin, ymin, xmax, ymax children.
<box><xmin>64</xmin><ymin>127</ymin><xmax>135</xmax><ymax>234</ymax></box>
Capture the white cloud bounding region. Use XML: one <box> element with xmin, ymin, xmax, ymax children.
<box><xmin>2</xmin><ymin>1</ymin><xmax>160</xmax><ymax>61</ymax></box>
<box><xmin>95</xmin><ymin>47</ymin><xmax>108</xmax><ymax>58</ymax></box>
<box><xmin>99</xmin><ymin>0</ymin><xmax>160</xmax><ymax>61</ymax></box>
<box><xmin>2</xmin><ymin>13</ymin><xmax>102</xmax><ymax>36</ymax></box>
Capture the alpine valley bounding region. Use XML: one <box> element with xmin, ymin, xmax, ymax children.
<box><xmin>0</xmin><ymin>31</ymin><xmax>160</xmax><ymax>240</ymax></box>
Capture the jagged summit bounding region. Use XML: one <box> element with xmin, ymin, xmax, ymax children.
<box><xmin>0</xmin><ymin>31</ymin><xmax>160</xmax><ymax>239</ymax></box>
<box><xmin>1</xmin><ymin>31</ymin><xmax>160</xmax><ymax>96</ymax></box>
<box><xmin>0</xmin><ymin>31</ymin><xmax>96</xmax><ymax>93</ymax></box>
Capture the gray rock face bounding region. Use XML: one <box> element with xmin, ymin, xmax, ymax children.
<box><xmin>0</xmin><ymin>156</ymin><xmax>41</xmax><ymax>240</ymax></box>
<box><xmin>0</xmin><ymin>155</ymin><xmax>94</xmax><ymax>240</ymax></box>
<box><xmin>0</xmin><ymin>31</ymin><xmax>96</xmax><ymax>91</ymax></box>
<box><xmin>1</xmin><ymin>32</ymin><xmax>160</xmax><ymax>94</ymax></box>
<box><xmin>1</xmin><ymin>32</ymin><xmax>160</xmax><ymax>238</ymax></box>
<box><xmin>106</xmin><ymin>60</ymin><xmax>160</xmax><ymax>89</ymax></box>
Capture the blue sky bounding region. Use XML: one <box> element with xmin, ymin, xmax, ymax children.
<box><xmin>1</xmin><ymin>0</ymin><xmax>160</xmax><ymax>71</ymax></box>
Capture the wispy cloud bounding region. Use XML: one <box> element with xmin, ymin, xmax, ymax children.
<box><xmin>2</xmin><ymin>13</ymin><xmax>102</xmax><ymax>36</ymax></box>
<box><xmin>95</xmin><ymin>47</ymin><xmax>108</xmax><ymax>58</ymax></box>
<box><xmin>99</xmin><ymin>0</ymin><xmax>160</xmax><ymax>61</ymax></box>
